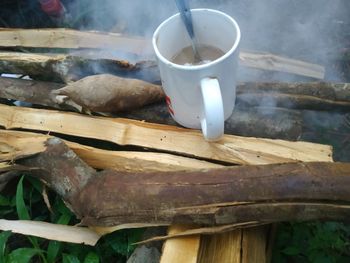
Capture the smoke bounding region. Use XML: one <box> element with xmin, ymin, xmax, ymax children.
<box><xmin>67</xmin><ymin>0</ymin><xmax>349</xmax><ymax>82</ymax></box>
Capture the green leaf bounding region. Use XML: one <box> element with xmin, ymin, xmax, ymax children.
<box><xmin>16</xmin><ymin>176</ymin><xmax>30</xmax><ymax>220</ymax></box>
<box><xmin>0</xmin><ymin>231</ymin><xmax>11</xmax><ymax>263</ymax></box>
<box><xmin>47</xmin><ymin>213</ymin><xmax>72</xmax><ymax>263</ymax></box>
<box><xmin>83</xmin><ymin>252</ymin><xmax>99</xmax><ymax>263</ymax></box>
<box><xmin>62</xmin><ymin>253</ymin><xmax>81</xmax><ymax>263</ymax></box>
<box><xmin>0</xmin><ymin>195</ymin><xmax>11</xmax><ymax>206</ymax></box>
<box><xmin>282</xmin><ymin>246</ymin><xmax>300</xmax><ymax>256</ymax></box>
<box><xmin>47</xmin><ymin>241</ymin><xmax>61</xmax><ymax>263</ymax></box>
<box><xmin>7</xmin><ymin>248</ymin><xmax>42</xmax><ymax>263</ymax></box>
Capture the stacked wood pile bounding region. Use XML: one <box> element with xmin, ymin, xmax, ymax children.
<box><xmin>1</xmin><ymin>28</ymin><xmax>350</xmax><ymax>263</ymax></box>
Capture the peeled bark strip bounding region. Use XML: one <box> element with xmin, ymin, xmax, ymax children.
<box><xmin>0</xmin><ymin>104</ymin><xmax>332</xmax><ymax>165</ymax></box>
<box><xmin>13</xmin><ymin>138</ymin><xmax>350</xmax><ymax>227</ymax></box>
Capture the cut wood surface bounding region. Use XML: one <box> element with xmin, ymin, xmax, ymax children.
<box><xmin>11</xmin><ymin>138</ymin><xmax>349</xmax><ymax>227</ymax></box>
<box><xmin>239</xmin><ymin>51</ymin><xmax>325</xmax><ymax>79</ymax></box>
<box><xmin>160</xmin><ymin>225</ymin><xmax>200</xmax><ymax>263</ymax></box>
<box><xmin>0</xmin><ymin>28</ymin><xmax>150</xmax><ymax>55</ymax></box>
<box><xmin>0</xmin><ymin>28</ymin><xmax>324</xmax><ymax>79</ymax></box>
<box><xmin>0</xmin><ymin>130</ymin><xmax>221</xmax><ymax>172</ymax></box>
<box><xmin>0</xmin><ymin>219</ymin><xmax>101</xmax><ymax>246</ymax></box>
<box><xmin>0</xmin><ymin>104</ymin><xmax>332</xmax><ymax>165</ymax></box>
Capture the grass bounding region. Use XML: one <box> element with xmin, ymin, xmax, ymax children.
<box><xmin>0</xmin><ymin>176</ymin><xmax>144</xmax><ymax>263</ymax></box>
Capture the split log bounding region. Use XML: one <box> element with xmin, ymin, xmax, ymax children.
<box><xmin>239</xmin><ymin>51</ymin><xmax>325</xmax><ymax>79</ymax></box>
<box><xmin>0</xmin><ymin>28</ymin><xmax>150</xmax><ymax>55</ymax></box>
<box><xmin>0</xmin><ymin>52</ymin><xmax>159</xmax><ymax>83</ymax></box>
<box><xmin>0</xmin><ymin>28</ymin><xmax>324</xmax><ymax>79</ymax></box>
<box><xmin>10</xmin><ymin>137</ymin><xmax>350</xmax><ymax>227</ymax></box>
<box><xmin>0</xmin><ymin>130</ymin><xmax>221</xmax><ymax>172</ymax></box>
<box><xmin>0</xmin><ymin>104</ymin><xmax>332</xmax><ymax>165</ymax></box>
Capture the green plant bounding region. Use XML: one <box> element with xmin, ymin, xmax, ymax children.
<box><xmin>272</xmin><ymin>222</ymin><xmax>350</xmax><ymax>263</ymax></box>
<box><xmin>0</xmin><ymin>176</ymin><xmax>144</xmax><ymax>263</ymax></box>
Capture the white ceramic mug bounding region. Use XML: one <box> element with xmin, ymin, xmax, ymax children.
<box><xmin>152</xmin><ymin>9</ymin><xmax>241</xmax><ymax>141</ymax></box>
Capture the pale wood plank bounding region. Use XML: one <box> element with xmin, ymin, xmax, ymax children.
<box><xmin>0</xmin><ymin>104</ymin><xmax>333</xmax><ymax>165</ymax></box>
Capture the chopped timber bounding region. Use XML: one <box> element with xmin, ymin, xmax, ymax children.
<box><xmin>160</xmin><ymin>225</ymin><xmax>200</xmax><ymax>263</ymax></box>
<box><xmin>10</xmin><ymin>138</ymin><xmax>349</xmax><ymax>227</ymax></box>
<box><xmin>0</xmin><ymin>28</ymin><xmax>150</xmax><ymax>55</ymax></box>
<box><xmin>239</xmin><ymin>51</ymin><xmax>325</xmax><ymax>79</ymax></box>
<box><xmin>0</xmin><ymin>104</ymin><xmax>332</xmax><ymax>165</ymax></box>
<box><xmin>0</xmin><ymin>130</ymin><xmax>221</xmax><ymax>172</ymax></box>
<box><xmin>0</xmin><ymin>28</ymin><xmax>324</xmax><ymax>79</ymax></box>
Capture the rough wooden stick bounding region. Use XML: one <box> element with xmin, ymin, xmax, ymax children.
<box><xmin>0</xmin><ymin>28</ymin><xmax>324</xmax><ymax>79</ymax></box>
<box><xmin>0</xmin><ymin>104</ymin><xmax>332</xmax><ymax>165</ymax></box>
<box><xmin>0</xmin><ymin>130</ymin><xmax>221</xmax><ymax>172</ymax></box>
<box><xmin>239</xmin><ymin>51</ymin><xmax>325</xmax><ymax>79</ymax></box>
<box><xmin>0</xmin><ymin>28</ymin><xmax>150</xmax><ymax>55</ymax></box>
<box><xmin>0</xmin><ymin>77</ymin><xmax>303</xmax><ymax>140</ymax></box>
<box><xmin>0</xmin><ymin>52</ymin><xmax>158</xmax><ymax>83</ymax></box>
<box><xmin>13</xmin><ymin>138</ymin><xmax>349</xmax><ymax>227</ymax></box>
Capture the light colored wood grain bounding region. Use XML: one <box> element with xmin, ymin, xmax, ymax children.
<box><xmin>240</xmin><ymin>51</ymin><xmax>325</xmax><ymax>79</ymax></box>
<box><xmin>241</xmin><ymin>226</ymin><xmax>268</xmax><ymax>263</ymax></box>
<box><xmin>0</xmin><ymin>28</ymin><xmax>324</xmax><ymax>79</ymax></box>
<box><xmin>160</xmin><ymin>225</ymin><xmax>201</xmax><ymax>263</ymax></box>
<box><xmin>0</xmin><ymin>28</ymin><xmax>150</xmax><ymax>55</ymax></box>
<box><xmin>0</xmin><ymin>219</ymin><xmax>101</xmax><ymax>245</ymax></box>
<box><xmin>0</xmin><ymin>104</ymin><xmax>333</xmax><ymax>165</ymax></box>
<box><xmin>0</xmin><ymin>130</ymin><xmax>221</xmax><ymax>172</ymax></box>
<box><xmin>198</xmin><ymin>230</ymin><xmax>242</xmax><ymax>263</ymax></box>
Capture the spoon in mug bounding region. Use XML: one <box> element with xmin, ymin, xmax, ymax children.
<box><xmin>175</xmin><ymin>0</ymin><xmax>202</xmax><ymax>63</ymax></box>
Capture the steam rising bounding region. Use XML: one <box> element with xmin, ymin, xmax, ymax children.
<box><xmin>68</xmin><ymin>0</ymin><xmax>349</xmax><ymax>82</ymax></box>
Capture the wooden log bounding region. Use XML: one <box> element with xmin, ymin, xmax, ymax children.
<box><xmin>12</xmin><ymin>138</ymin><xmax>349</xmax><ymax>227</ymax></box>
<box><xmin>0</xmin><ymin>28</ymin><xmax>324</xmax><ymax>79</ymax></box>
<box><xmin>237</xmin><ymin>82</ymin><xmax>350</xmax><ymax>111</ymax></box>
<box><xmin>239</xmin><ymin>51</ymin><xmax>325</xmax><ymax>79</ymax></box>
<box><xmin>0</xmin><ymin>130</ymin><xmax>221</xmax><ymax>172</ymax></box>
<box><xmin>0</xmin><ymin>52</ymin><xmax>158</xmax><ymax>83</ymax></box>
<box><xmin>0</xmin><ymin>104</ymin><xmax>332</xmax><ymax>165</ymax></box>
<box><xmin>0</xmin><ymin>28</ymin><xmax>150</xmax><ymax>55</ymax></box>
<box><xmin>2</xmin><ymin>76</ymin><xmax>349</xmax><ymax>113</ymax></box>
<box><xmin>0</xmin><ymin>77</ymin><xmax>303</xmax><ymax>140</ymax></box>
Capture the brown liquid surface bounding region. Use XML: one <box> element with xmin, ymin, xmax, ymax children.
<box><xmin>171</xmin><ymin>44</ymin><xmax>225</xmax><ymax>66</ymax></box>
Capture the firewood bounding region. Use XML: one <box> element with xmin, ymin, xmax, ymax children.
<box><xmin>239</xmin><ymin>51</ymin><xmax>325</xmax><ymax>79</ymax></box>
<box><xmin>0</xmin><ymin>28</ymin><xmax>324</xmax><ymax>79</ymax></box>
<box><xmin>0</xmin><ymin>104</ymin><xmax>332</xmax><ymax>165</ymax></box>
<box><xmin>0</xmin><ymin>77</ymin><xmax>302</xmax><ymax>140</ymax></box>
<box><xmin>0</xmin><ymin>52</ymin><xmax>158</xmax><ymax>83</ymax></box>
<box><xmin>10</xmin><ymin>137</ymin><xmax>349</xmax><ymax>227</ymax></box>
<box><xmin>0</xmin><ymin>130</ymin><xmax>221</xmax><ymax>172</ymax></box>
<box><xmin>53</xmin><ymin>74</ymin><xmax>165</xmax><ymax>112</ymax></box>
<box><xmin>0</xmin><ymin>28</ymin><xmax>149</xmax><ymax>55</ymax></box>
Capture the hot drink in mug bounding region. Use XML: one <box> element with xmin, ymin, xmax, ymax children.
<box><xmin>152</xmin><ymin>9</ymin><xmax>241</xmax><ymax>141</ymax></box>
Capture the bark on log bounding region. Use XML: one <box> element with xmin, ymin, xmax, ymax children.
<box><xmin>0</xmin><ymin>52</ymin><xmax>159</xmax><ymax>83</ymax></box>
<box><xmin>0</xmin><ymin>28</ymin><xmax>325</xmax><ymax>79</ymax></box>
<box><xmin>237</xmin><ymin>82</ymin><xmax>350</xmax><ymax>111</ymax></box>
<box><xmin>11</xmin><ymin>138</ymin><xmax>350</xmax><ymax>227</ymax></box>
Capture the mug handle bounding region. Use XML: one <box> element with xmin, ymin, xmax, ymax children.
<box><xmin>200</xmin><ymin>77</ymin><xmax>224</xmax><ymax>141</ymax></box>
